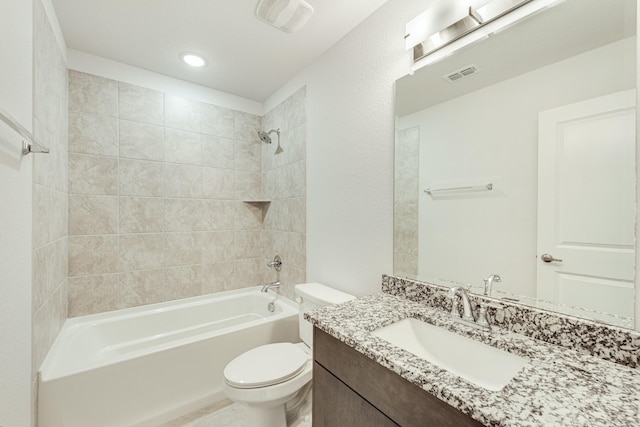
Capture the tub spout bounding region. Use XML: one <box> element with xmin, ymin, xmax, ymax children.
<box><xmin>261</xmin><ymin>281</ymin><xmax>281</xmax><ymax>293</ymax></box>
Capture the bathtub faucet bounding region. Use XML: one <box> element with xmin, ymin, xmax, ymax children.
<box><xmin>261</xmin><ymin>281</ymin><xmax>281</xmax><ymax>293</ymax></box>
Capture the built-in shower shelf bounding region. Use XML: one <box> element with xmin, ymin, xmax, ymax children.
<box><xmin>242</xmin><ymin>200</ymin><xmax>271</xmax><ymax>204</ymax></box>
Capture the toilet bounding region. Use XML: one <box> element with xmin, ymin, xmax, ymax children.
<box><xmin>223</xmin><ymin>283</ymin><xmax>355</xmax><ymax>427</ymax></box>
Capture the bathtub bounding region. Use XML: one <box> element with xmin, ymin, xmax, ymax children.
<box><xmin>38</xmin><ymin>287</ymin><xmax>299</xmax><ymax>427</ymax></box>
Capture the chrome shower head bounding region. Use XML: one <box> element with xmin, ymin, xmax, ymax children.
<box><xmin>257</xmin><ymin>129</ymin><xmax>283</xmax><ymax>154</ymax></box>
<box><xmin>258</xmin><ymin>130</ymin><xmax>273</xmax><ymax>144</ymax></box>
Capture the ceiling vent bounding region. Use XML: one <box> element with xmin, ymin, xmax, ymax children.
<box><xmin>442</xmin><ymin>64</ymin><xmax>480</xmax><ymax>83</ymax></box>
<box><xmin>256</xmin><ymin>0</ymin><xmax>314</xmax><ymax>33</ymax></box>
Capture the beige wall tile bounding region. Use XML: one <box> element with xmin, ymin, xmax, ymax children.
<box><xmin>234</xmin><ymin>111</ymin><xmax>261</xmax><ymax>142</ymax></box>
<box><xmin>165</xmin><ymin>198</ymin><xmax>203</xmax><ymax>232</ymax></box>
<box><xmin>233</xmin><ymin>258</ymin><xmax>262</xmax><ymax>289</ymax></box>
<box><xmin>119</xmin><ymin>120</ymin><xmax>164</xmax><ymax>161</ymax></box>
<box><xmin>68</xmin><ymin>153</ymin><xmax>118</xmax><ymax>195</ymax></box>
<box><xmin>200</xmin><ymin>200</ymin><xmax>235</xmax><ymax>231</ymax></box>
<box><xmin>201</xmin><ymin>262</ymin><xmax>235</xmax><ymax>294</ymax></box>
<box><xmin>235</xmin><ymin>141</ymin><xmax>261</xmax><ymax>172</ymax></box>
<box><xmin>68</xmin><ymin>274</ymin><xmax>119</xmax><ymax>317</ymax></box>
<box><xmin>233</xmin><ymin>230</ymin><xmax>261</xmax><ymax>259</ymax></box>
<box><xmin>234</xmin><ymin>202</ymin><xmax>263</xmax><ymax>230</ymax></box>
<box><xmin>119</xmin><ymin>233</ymin><xmax>164</xmax><ymax>272</ymax></box>
<box><xmin>234</xmin><ymin>171</ymin><xmax>261</xmax><ymax>199</ymax></box>
<box><xmin>69</xmin><ymin>70</ymin><xmax>117</xmax><ymax>117</ymax></box>
<box><xmin>164</xmin><ymin>265</ymin><xmax>202</xmax><ymax>301</ymax></box>
<box><xmin>202</xmin><ymin>135</ymin><xmax>235</xmax><ymax>169</ymax></box>
<box><xmin>119</xmin><ymin>158</ymin><xmax>164</xmax><ymax>197</ymax></box>
<box><xmin>202</xmin><ymin>103</ymin><xmax>235</xmax><ymax>138</ymax></box>
<box><xmin>289</xmin><ymin>197</ymin><xmax>306</xmax><ymax>233</ymax></box>
<box><xmin>32</xmin><ymin>283</ymin><xmax>67</xmax><ymax>376</ymax></box>
<box><xmin>118</xmin><ymin>269</ymin><xmax>164</xmax><ymax>308</ymax></box>
<box><xmin>164</xmin><ymin>94</ymin><xmax>201</xmax><ymax>132</ymax></box>
<box><xmin>164</xmin><ymin>163</ymin><xmax>202</xmax><ymax>198</ymax></box>
<box><xmin>200</xmin><ymin>231</ymin><xmax>234</xmax><ymax>264</ymax></box>
<box><xmin>68</xmin><ymin>195</ymin><xmax>118</xmax><ymax>236</ymax></box>
<box><xmin>118</xmin><ymin>83</ymin><xmax>164</xmax><ymax>126</ymax></box>
<box><xmin>165</xmin><ymin>232</ymin><xmax>201</xmax><ymax>267</ymax></box>
<box><xmin>33</xmin><ymin>118</ymin><xmax>54</xmax><ymax>186</ymax></box>
<box><xmin>202</xmin><ymin>168</ymin><xmax>235</xmax><ymax>199</ymax></box>
<box><xmin>68</xmin><ymin>235</ymin><xmax>119</xmax><ymax>276</ymax></box>
<box><xmin>164</xmin><ymin>128</ymin><xmax>202</xmax><ymax>165</ymax></box>
<box><xmin>68</xmin><ymin>111</ymin><xmax>118</xmax><ymax>156</ymax></box>
<box><xmin>120</xmin><ymin>197</ymin><xmax>164</xmax><ymax>233</ymax></box>
<box><xmin>288</xmin><ymin>232</ymin><xmax>306</xmax><ymax>269</ymax></box>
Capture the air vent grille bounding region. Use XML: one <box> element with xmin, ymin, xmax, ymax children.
<box><xmin>442</xmin><ymin>64</ymin><xmax>480</xmax><ymax>83</ymax></box>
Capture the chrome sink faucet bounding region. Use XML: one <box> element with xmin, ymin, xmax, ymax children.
<box><xmin>449</xmin><ymin>286</ymin><xmax>474</xmax><ymax>322</ymax></box>
<box><xmin>261</xmin><ymin>281</ymin><xmax>281</xmax><ymax>293</ymax></box>
<box><xmin>449</xmin><ymin>286</ymin><xmax>493</xmax><ymax>331</ymax></box>
<box><xmin>483</xmin><ymin>274</ymin><xmax>501</xmax><ymax>296</ymax></box>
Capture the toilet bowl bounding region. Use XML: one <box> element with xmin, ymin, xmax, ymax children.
<box><xmin>222</xmin><ymin>283</ymin><xmax>355</xmax><ymax>427</ymax></box>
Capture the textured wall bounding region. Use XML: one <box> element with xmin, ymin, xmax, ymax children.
<box><xmin>263</xmin><ymin>0</ymin><xmax>432</xmax><ymax>296</ymax></box>
<box><xmin>66</xmin><ymin>71</ymin><xmax>265</xmax><ymax>316</ymax></box>
<box><xmin>262</xmin><ymin>87</ymin><xmax>307</xmax><ymax>299</ymax></box>
<box><xmin>32</xmin><ymin>0</ymin><xmax>68</xmax><ymax>424</ymax></box>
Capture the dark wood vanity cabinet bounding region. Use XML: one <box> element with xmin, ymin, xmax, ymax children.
<box><xmin>312</xmin><ymin>328</ymin><xmax>484</xmax><ymax>427</ymax></box>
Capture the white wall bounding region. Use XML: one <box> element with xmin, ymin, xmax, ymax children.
<box><xmin>398</xmin><ymin>38</ymin><xmax>634</xmax><ymax>298</ymax></box>
<box><xmin>0</xmin><ymin>0</ymin><xmax>33</xmax><ymax>425</ymax></box>
<box><xmin>264</xmin><ymin>0</ymin><xmax>434</xmax><ymax>296</ymax></box>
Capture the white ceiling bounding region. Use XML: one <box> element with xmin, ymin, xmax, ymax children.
<box><xmin>52</xmin><ymin>0</ymin><xmax>390</xmax><ymax>102</ymax></box>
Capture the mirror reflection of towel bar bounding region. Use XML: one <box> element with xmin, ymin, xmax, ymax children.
<box><xmin>424</xmin><ymin>183</ymin><xmax>493</xmax><ymax>195</ymax></box>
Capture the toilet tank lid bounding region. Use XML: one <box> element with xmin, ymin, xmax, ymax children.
<box><xmin>294</xmin><ymin>283</ymin><xmax>356</xmax><ymax>305</ymax></box>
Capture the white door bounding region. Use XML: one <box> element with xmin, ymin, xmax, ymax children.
<box><xmin>537</xmin><ymin>90</ymin><xmax>635</xmax><ymax>318</ymax></box>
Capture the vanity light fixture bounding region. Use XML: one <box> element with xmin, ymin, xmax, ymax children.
<box><xmin>180</xmin><ymin>52</ymin><xmax>207</xmax><ymax>67</ymax></box>
<box><xmin>407</xmin><ymin>0</ymin><xmax>538</xmax><ymax>63</ymax></box>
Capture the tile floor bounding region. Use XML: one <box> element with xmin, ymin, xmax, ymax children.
<box><xmin>163</xmin><ymin>397</ymin><xmax>312</xmax><ymax>427</ymax></box>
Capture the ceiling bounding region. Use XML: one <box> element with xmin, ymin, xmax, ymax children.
<box><xmin>52</xmin><ymin>0</ymin><xmax>390</xmax><ymax>102</ymax></box>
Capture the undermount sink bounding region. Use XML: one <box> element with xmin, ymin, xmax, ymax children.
<box><xmin>371</xmin><ymin>318</ymin><xmax>528</xmax><ymax>391</ymax></box>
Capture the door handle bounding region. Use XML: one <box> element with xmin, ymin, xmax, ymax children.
<box><xmin>541</xmin><ymin>253</ymin><xmax>563</xmax><ymax>263</ymax></box>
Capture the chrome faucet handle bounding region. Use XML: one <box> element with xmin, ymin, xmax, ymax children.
<box><xmin>267</xmin><ymin>255</ymin><xmax>282</xmax><ymax>272</ymax></box>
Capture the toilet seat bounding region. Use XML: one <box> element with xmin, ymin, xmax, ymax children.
<box><xmin>224</xmin><ymin>343</ymin><xmax>310</xmax><ymax>389</ymax></box>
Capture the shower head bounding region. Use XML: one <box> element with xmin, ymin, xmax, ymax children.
<box><xmin>258</xmin><ymin>130</ymin><xmax>274</xmax><ymax>144</ymax></box>
<box><xmin>257</xmin><ymin>129</ymin><xmax>284</xmax><ymax>154</ymax></box>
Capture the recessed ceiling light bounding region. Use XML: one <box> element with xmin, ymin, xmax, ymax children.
<box><xmin>180</xmin><ymin>53</ymin><xmax>207</xmax><ymax>67</ymax></box>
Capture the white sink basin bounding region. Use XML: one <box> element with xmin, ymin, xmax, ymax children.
<box><xmin>371</xmin><ymin>318</ymin><xmax>528</xmax><ymax>391</ymax></box>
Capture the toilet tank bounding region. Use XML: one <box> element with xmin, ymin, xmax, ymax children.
<box><xmin>294</xmin><ymin>283</ymin><xmax>355</xmax><ymax>347</ymax></box>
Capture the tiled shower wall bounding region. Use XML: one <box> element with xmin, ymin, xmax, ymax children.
<box><xmin>67</xmin><ymin>71</ymin><xmax>266</xmax><ymax>316</ymax></box>
<box><xmin>32</xmin><ymin>0</ymin><xmax>68</xmax><ymax>421</ymax></box>
<box><xmin>262</xmin><ymin>88</ymin><xmax>307</xmax><ymax>300</ymax></box>
<box><xmin>394</xmin><ymin>126</ymin><xmax>419</xmax><ymax>277</ymax></box>
<box><xmin>69</xmin><ymin>71</ymin><xmax>306</xmax><ymax>316</ymax></box>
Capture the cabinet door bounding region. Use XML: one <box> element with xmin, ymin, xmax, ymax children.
<box><xmin>313</xmin><ymin>362</ymin><xmax>398</xmax><ymax>427</ymax></box>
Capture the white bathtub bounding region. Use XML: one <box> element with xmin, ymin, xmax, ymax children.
<box><xmin>38</xmin><ymin>287</ymin><xmax>299</xmax><ymax>427</ymax></box>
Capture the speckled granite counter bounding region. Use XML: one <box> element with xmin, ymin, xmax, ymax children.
<box><xmin>306</xmin><ymin>292</ymin><xmax>640</xmax><ymax>426</ymax></box>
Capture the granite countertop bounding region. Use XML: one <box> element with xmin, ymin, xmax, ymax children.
<box><xmin>306</xmin><ymin>292</ymin><xmax>640</xmax><ymax>427</ymax></box>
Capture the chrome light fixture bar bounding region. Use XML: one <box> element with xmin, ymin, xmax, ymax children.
<box><xmin>411</xmin><ymin>0</ymin><xmax>535</xmax><ymax>62</ymax></box>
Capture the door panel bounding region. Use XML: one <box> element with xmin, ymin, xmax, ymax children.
<box><xmin>537</xmin><ymin>90</ymin><xmax>635</xmax><ymax>316</ymax></box>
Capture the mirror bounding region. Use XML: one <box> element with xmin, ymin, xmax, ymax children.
<box><xmin>394</xmin><ymin>0</ymin><xmax>637</xmax><ymax>329</ymax></box>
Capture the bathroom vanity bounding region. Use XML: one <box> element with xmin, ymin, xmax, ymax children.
<box><xmin>313</xmin><ymin>328</ymin><xmax>481</xmax><ymax>426</ymax></box>
<box><xmin>308</xmin><ymin>276</ymin><xmax>640</xmax><ymax>426</ymax></box>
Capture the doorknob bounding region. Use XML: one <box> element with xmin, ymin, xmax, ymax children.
<box><xmin>541</xmin><ymin>253</ymin><xmax>563</xmax><ymax>263</ymax></box>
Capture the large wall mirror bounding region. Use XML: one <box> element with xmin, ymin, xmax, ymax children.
<box><xmin>394</xmin><ymin>0</ymin><xmax>637</xmax><ymax>329</ymax></box>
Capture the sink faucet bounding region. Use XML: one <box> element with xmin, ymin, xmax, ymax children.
<box><xmin>483</xmin><ymin>274</ymin><xmax>501</xmax><ymax>296</ymax></box>
<box><xmin>449</xmin><ymin>286</ymin><xmax>494</xmax><ymax>331</ymax></box>
<box><xmin>261</xmin><ymin>281</ymin><xmax>280</xmax><ymax>293</ymax></box>
<box><xmin>449</xmin><ymin>287</ymin><xmax>474</xmax><ymax>322</ymax></box>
